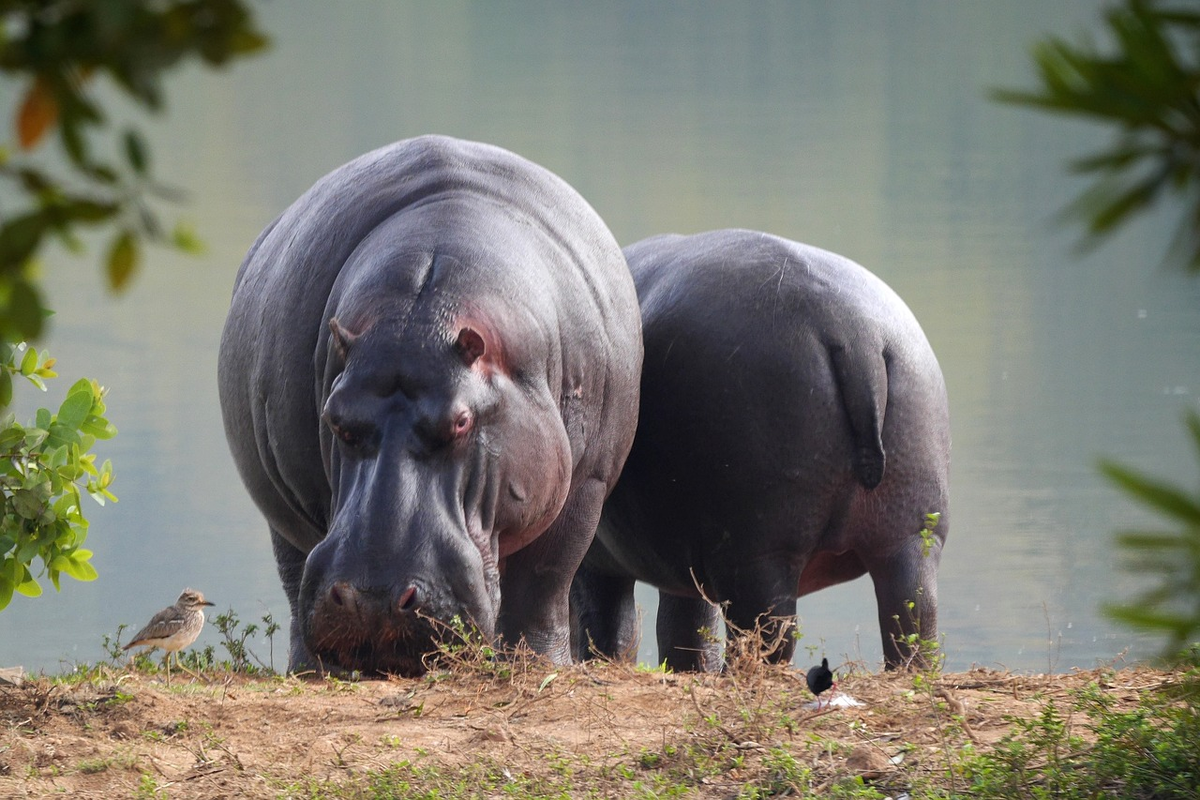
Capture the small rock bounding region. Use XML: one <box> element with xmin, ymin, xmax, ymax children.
<box><xmin>0</xmin><ymin>666</ymin><xmax>24</xmax><ymax>686</ymax></box>
<box><xmin>379</xmin><ymin>693</ymin><xmax>413</xmax><ymax>709</ymax></box>
<box><xmin>845</xmin><ymin>745</ymin><xmax>892</xmax><ymax>780</ymax></box>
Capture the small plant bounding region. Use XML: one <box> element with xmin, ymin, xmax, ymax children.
<box><xmin>917</xmin><ymin>511</ymin><xmax>940</xmax><ymax>559</ymax></box>
<box><xmin>889</xmin><ymin>594</ymin><xmax>944</xmax><ymax>672</ymax></box>
<box><xmin>421</xmin><ymin>613</ymin><xmax>544</xmax><ymax>683</ymax></box>
<box><xmin>134</xmin><ymin>772</ymin><xmax>167</xmax><ymax>800</ymax></box>
<box><xmin>209</xmin><ymin>607</ymin><xmax>278</xmax><ymax>673</ymax></box>
<box><xmin>0</xmin><ymin>343</ymin><xmax>116</xmax><ymax>611</ymax></box>
<box><xmin>101</xmin><ymin>623</ymin><xmax>129</xmax><ymax>664</ymax></box>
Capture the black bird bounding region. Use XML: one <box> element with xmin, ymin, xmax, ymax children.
<box><xmin>806</xmin><ymin>658</ymin><xmax>836</xmax><ymax>707</ymax></box>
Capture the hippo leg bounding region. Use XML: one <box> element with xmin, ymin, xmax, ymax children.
<box><xmin>500</xmin><ymin>478</ymin><xmax>609</xmax><ymax>664</ymax></box>
<box><xmin>718</xmin><ymin>557</ymin><xmax>803</xmax><ymax>667</ymax></box>
<box><xmin>865</xmin><ymin>535</ymin><xmax>943</xmax><ymax>670</ymax></box>
<box><xmin>271</xmin><ymin>529</ymin><xmax>316</xmax><ymax>673</ymax></box>
<box><xmin>656</xmin><ymin>592</ymin><xmax>722</xmax><ymax>672</ymax></box>
<box><xmin>570</xmin><ymin>565</ymin><xmax>638</xmax><ymax>662</ymax></box>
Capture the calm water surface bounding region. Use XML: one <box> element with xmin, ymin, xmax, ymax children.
<box><xmin>3</xmin><ymin>1</ymin><xmax>1198</xmax><ymax>674</ymax></box>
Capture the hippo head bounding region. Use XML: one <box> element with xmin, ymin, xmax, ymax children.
<box><xmin>298</xmin><ymin>285</ymin><xmax>572</xmax><ymax>675</ymax></box>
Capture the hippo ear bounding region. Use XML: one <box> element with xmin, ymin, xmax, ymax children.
<box><xmin>329</xmin><ymin>318</ymin><xmax>359</xmax><ymax>360</ymax></box>
<box><xmin>455</xmin><ymin>326</ymin><xmax>487</xmax><ymax>367</ymax></box>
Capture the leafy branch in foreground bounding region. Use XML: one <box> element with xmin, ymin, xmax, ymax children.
<box><xmin>0</xmin><ymin>341</ymin><xmax>116</xmax><ymax>610</ymax></box>
<box><xmin>993</xmin><ymin>0</ymin><xmax>1200</xmax><ymax>271</ymax></box>
<box><xmin>1100</xmin><ymin>409</ymin><xmax>1200</xmax><ymax>659</ymax></box>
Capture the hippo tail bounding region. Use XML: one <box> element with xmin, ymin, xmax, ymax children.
<box><xmin>828</xmin><ymin>341</ymin><xmax>888</xmax><ymax>490</ymax></box>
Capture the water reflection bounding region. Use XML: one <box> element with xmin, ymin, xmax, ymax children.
<box><xmin>1</xmin><ymin>0</ymin><xmax>1196</xmax><ymax>674</ymax></box>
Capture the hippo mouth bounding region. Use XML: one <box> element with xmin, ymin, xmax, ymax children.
<box><xmin>307</xmin><ymin>585</ymin><xmax>493</xmax><ymax>677</ymax></box>
<box><xmin>310</xmin><ymin>612</ymin><xmax>443</xmax><ymax>676</ymax></box>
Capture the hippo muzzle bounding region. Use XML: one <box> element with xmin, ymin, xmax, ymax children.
<box><xmin>299</xmin><ymin>422</ymin><xmax>502</xmax><ymax>675</ymax></box>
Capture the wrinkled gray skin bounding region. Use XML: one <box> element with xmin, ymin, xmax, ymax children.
<box><xmin>218</xmin><ymin>136</ymin><xmax>642</xmax><ymax>675</ymax></box>
<box><xmin>572</xmin><ymin>230</ymin><xmax>949</xmax><ymax>671</ymax></box>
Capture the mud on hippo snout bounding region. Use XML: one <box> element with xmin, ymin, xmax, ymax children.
<box><xmin>304</xmin><ymin>578</ymin><xmax>478</xmax><ymax>676</ymax></box>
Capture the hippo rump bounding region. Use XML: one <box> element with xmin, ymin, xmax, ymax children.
<box><xmin>572</xmin><ymin>229</ymin><xmax>949</xmax><ymax>671</ymax></box>
<box><xmin>218</xmin><ymin>135</ymin><xmax>642</xmax><ymax>675</ymax></box>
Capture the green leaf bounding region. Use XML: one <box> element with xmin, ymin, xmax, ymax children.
<box><xmin>11</xmin><ymin>488</ymin><xmax>43</xmax><ymax>520</ymax></box>
<box><xmin>15</xmin><ymin>537</ymin><xmax>39</xmax><ymax>565</ymax></box>
<box><xmin>0</xmin><ymin>575</ymin><xmax>13</xmax><ymax>611</ymax></box>
<box><xmin>15</xmin><ymin>576</ymin><xmax>41</xmax><ymax>598</ymax></box>
<box><xmin>56</xmin><ymin>387</ymin><xmax>93</xmax><ymax>430</ymax></box>
<box><xmin>21</xmin><ymin>428</ymin><xmax>47</xmax><ymax>450</ymax></box>
<box><xmin>105</xmin><ymin>230</ymin><xmax>139</xmax><ymax>292</ymax></box>
<box><xmin>1186</xmin><ymin>410</ymin><xmax>1200</xmax><ymax>455</ymax></box>
<box><xmin>0</xmin><ymin>212</ymin><xmax>47</xmax><ymax>268</ymax></box>
<box><xmin>66</xmin><ymin>378</ymin><xmax>94</xmax><ymax>397</ymax></box>
<box><xmin>1100</xmin><ymin>459</ymin><xmax>1200</xmax><ymax>526</ymax></box>
<box><xmin>45</xmin><ymin>422</ymin><xmax>80</xmax><ymax>450</ymax></box>
<box><xmin>171</xmin><ymin>221</ymin><xmax>206</xmax><ymax>254</ymax></box>
<box><xmin>80</xmin><ymin>416</ymin><xmax>117</xmax><ymax>439</ymax></box>
<box><xmin>0</xmin><ymin>370</ymin><xmax>11</xmax><ymax>408</ymax></box>
<box><xmin>8</xmin><ymin>280</ymin><xmax>43</xmax><ymax>340</ymax></box>
<box><xmin>123</xmin><ymin>129</ymin><xmax>148</xmax><ymax>175</ymax></box>
<box><xmin>62</xmin><ymin>551</ymin><xmax>97</xmax><ymax>582</ymax></box>
<box><xmin>46</xmin><ymin>444</ymin><xmax>68</xmax><ymax>470</ymax></box>
<box><xmin>4</xmin><ymin>554</ymin><xmax>22</xmax><ymax>585</ymax></box>
<box><xmin>0</xmin><ymin>426</ymin><xmax>22</xmax><ymax>452</ymax></box>
<box><xmin>18</xmin><ymin>346</ymin><xmax>36</xmax><ymax>376</ymax></box>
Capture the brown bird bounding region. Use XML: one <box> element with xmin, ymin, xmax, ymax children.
<box><xmin>123</xmin><ymin>588</ymin><xmax>214</xmax><ymax>683</ymax></box>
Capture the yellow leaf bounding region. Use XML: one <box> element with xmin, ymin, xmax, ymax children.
<box><xmin>106</xmin><ymin>231</ymin><xmax>139</xmax><ymax>291</ymax></box>
<box><xmin>17</xmin><ymin>77</ymin><xmax>58</xmax><ymax>150</ymax></box>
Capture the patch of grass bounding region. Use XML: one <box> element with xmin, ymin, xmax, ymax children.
<box><xmin>133</xmin><ymin>772</ymin><xmax>168</xmax><ymax>799</ymax></box>
<box><xmin>957</xmin><ymin>671</ymin><xmax>1200</xmax><ymax>799</ymax></box>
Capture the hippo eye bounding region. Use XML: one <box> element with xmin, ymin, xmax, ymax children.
<box><xmin>326</xmin><ymin>416</ymin><xmax>372</xmax><ymax>450</ymax></box>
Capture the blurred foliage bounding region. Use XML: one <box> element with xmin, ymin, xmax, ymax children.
<box><xmin>0</xmin><ymin>341</ymin><xmax>115</xmax><ymax>610</ymax></box>
<box><xmin>0</xmin><ymin>0</ymin><xmax>268</xmax><ymax>341</ymax></box>
<box><xmin>1100</xmin><ymin>410</ymin><xmax>1200</xmax><ymax>660</ymax></box>
<box><xmin>993</xmin><ymin>0</ymin><xmax>1200</xmax><ymax>271</ymax></box>
<box><xmin>997</xmin><ymin>0</ymin><xmax>1200</xmax><ymax>662</ymax></box>
<box><xmin>0</xmin><ymin>0</ymin><xmax>266</xmax><ymax>611</ymax></box>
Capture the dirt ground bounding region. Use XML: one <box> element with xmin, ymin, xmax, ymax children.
<box><xmin>0</xmin><ymin>657</ymin><xmax>1179</xmax><ymax>799</ymax></box>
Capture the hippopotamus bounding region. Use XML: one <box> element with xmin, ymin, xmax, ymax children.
<box><xmin>572</xmin><ymin>229</ymin><xmax>949</xmax><ymax>671</ymax></box>
<box><xmin>217</xmin><ymin>135</ymin><xmax>642</xmax><ymax>675</ymax></box>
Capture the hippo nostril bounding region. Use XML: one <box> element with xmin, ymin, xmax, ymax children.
<box><xmin>397</xmin><ymin>585</ymin><xmax>420</xmax><ymax>612</ymax></box>
<box><xmin>329</xmin><ymin>581</ymin><xmax>357</xmax><ymax>611</ymax></box>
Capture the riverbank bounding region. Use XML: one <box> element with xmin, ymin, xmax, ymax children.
<box><xmin>0</xmin><ymin>658</ymin><xmax>1193</xmax><ymax>798</ymax></box>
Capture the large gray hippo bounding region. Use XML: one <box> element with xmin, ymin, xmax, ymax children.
<box><xmin>218</xmin><ymin>135</ymin><xmax>642</xmax><ymax>675</ymax></box>
<box><xmin>572</xmin><ymin>229</ymin><xmax>949</xmax><ymax>671</ymax></box>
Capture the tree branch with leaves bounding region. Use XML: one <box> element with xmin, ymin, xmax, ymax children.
<box><xmin>0</xmin><ymin>0</ymin><xmax>267</xmax><ymax>611</ymax></box>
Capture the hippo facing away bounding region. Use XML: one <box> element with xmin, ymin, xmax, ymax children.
<box><xmin>218</xmin><ymin>135</ymin><xmax>642</xmax><ymax>675</ymax></box>
<box><xmin>572</xmin><ymin>229</ymin><xmax>949</xmax><ymax>671</ymax></box>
